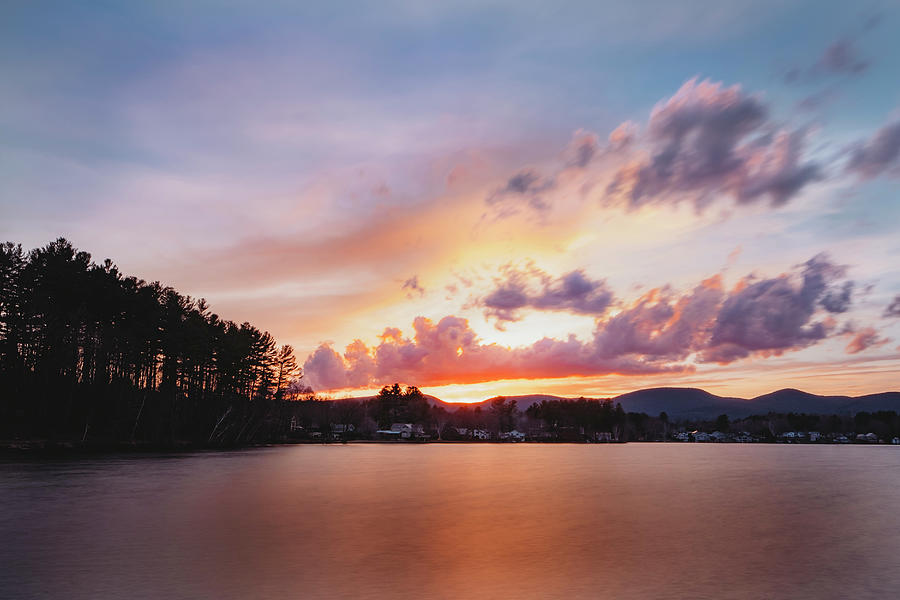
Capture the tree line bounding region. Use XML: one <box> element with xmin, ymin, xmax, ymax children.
<box><xmin>0</xmin><ymin>239</ymin><xmax>303</xmax><ymax>446</ymax></box>
<box><xmin>4</xmin><ymin>239</ymin><xmax>895</xmax><ymax>448</ymax></box>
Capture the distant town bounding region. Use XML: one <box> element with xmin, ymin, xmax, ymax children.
<box><xmin>279</xmin><ymin>384</ymin><xmax>900</xmax><ymax>446</ymax></box>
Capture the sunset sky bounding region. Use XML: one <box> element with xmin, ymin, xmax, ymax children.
<box><xmin>3</xmin><ymin>1</ymin><xmax>899</xmax><ymax>401</ymax></box>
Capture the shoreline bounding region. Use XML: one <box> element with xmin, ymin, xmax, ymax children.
<box><xmin>2</xmin><ymin>438</ymin><xmax>895</xmax><ymax>457</ymax></box>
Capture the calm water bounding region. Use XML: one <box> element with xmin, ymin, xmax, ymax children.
<box><xmin>2</xmin><ymin>444</ymin><xmax>900</xmax><ymax>599</ymax></box>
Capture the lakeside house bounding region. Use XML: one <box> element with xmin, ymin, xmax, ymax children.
<box><xmin>376</xmin><ymin>423</ymin><xmax>425</xmax><ymax>440</ymax></box>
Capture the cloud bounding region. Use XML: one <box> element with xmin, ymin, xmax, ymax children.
<box><xmin>303</xmin><ymin>344</ymin><xmax>354</xmax><ymax>391</ymax></box>
<box><xmin>485</xmin><ymin>168</ymin><xmax>555</xmax><ymax>218</ymax></box>
<box><xmin>484</xmin><ymin>123</ymin><xmax>635</xmax><ymax>218</ymax></box>
<box><xmin>820</xmin><ymin>281</ymin><xmax>854</xmax><ymax>313</ymax></box>
<box><xmin>605</xmin><ymin>78</ymin><xmax>820</xmax><ymax>210</ymax></box>
<box><xmin>592</xmin><ymin>277</ymin><xmax>724</xmax><ymax>362</ymax></box>
<box><xmin>402</xmin><ymin>275</ymin><xmax>425</xmax><ymax>298</ymax></box>
<box><xmin>563</xmin><ymin>130</ymin><xmax>601</xmax><ymax>168</ymax></box>
<box><xmin>608</xmin><ymin>121</ymin><xmax>638</xmax><ymax>149</ymax></box>
<box><xmin>304</xmin><ymin>254</ymin><xmax>866</xmax><ymax>391</ymax></box>
<box><xmin>701</xmin><ymin>254</ymin><xmax>848</xmax><ymax>363</ymax></box>
<box><xmin>845</xmin><ymin>327</ymin><xmax>890</xmax><ymax>354</ymax></box>
<box><xmin>303</xmin><ymin>315</ymin><xmax>687</xmax><ymax>391</ymax></box>
<box><xmin>846</xmin><ymin>120</ymin><xmax>900</xmax><ymax>179</ymax></box>
<box><xmin>785</xmin><ymin>37</ymin><xmax>871</xmax><ymax>84</ymax></box>
<box><xmin>885</xmin><ymin>295</ymin><xmax>900</xmax><ymax>318</ymax></box>
<box><xmin>818</xmin><ymin>39</ymin><xmax>869</xmax><ymax>75</ymax></box>
<box><xmin>478</xmin><ymin>264</ymin><xmax>615</xmax><ymax>323</ymax></box>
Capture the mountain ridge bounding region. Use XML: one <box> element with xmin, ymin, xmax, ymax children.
<box><xmin>338</xmin><ymin>387</ymin><xmax>900</xmax><ymax>419</ymax></box>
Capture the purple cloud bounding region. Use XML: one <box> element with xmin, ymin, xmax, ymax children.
<box><xmin>606</xmin><ymin>78</ymin><xmax>820</xmax><ymax>210</ymax></box>
<box><xmin>485</xmin><ymin>168</ymin><xmax>555</xmax><ymax>217</ymax></box>
<box><xmin>819</xmin><ymin>39</ymin><xmax>869</xmax><ymax>76</ymax></box>
<box><xmin>592</xmin><ymin>277</ymin><xmax>724</xmax><ymax>362</ymax></box>
<box><xmin>785</xmin><ymin>36</ymin><xmax>871</xmax><ymax>84</ymax></box>
<box><xmin>402</xmin><ymin>275</ymin><xmax>425</xmax><ymax>298</ymax></box>
<box><xmin>479</xmin><ymin>265</ymin><xmax>615</xmax><ymax>322</ymax></box>
<box><xmin>846</xmin><ymin>120</ymin><xmax>900</xmax><ymax>179</ymax></box>
<box><xmin>885</xmin><ymin>295</ymin><xmax>900</xmax><ymax>318</ymax></box>
<box><xmin>701</xmin><ymin>254</ymin><xmax>847</xmax><ymax>362</ymax></box>
<box><xmin>820</xmin><ymin>281</ymin><xmax>854</xmax><ymax>313</ymax></box>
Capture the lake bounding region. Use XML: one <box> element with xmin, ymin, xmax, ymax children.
<box><xmin>2</xmin><ymin>444</ymin><xmax>900</xmax><ymax>599</ymax></box>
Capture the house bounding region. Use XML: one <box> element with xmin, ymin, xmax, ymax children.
<box><xmin>500</xmin><ymin>430</ymin><xmax>526</xmax><ymax>442</ymax></box>
<box><xmin>674</xmin><ymin>432</ymin><xmax>691</xmax><ymax>442</ymax></box>
<box><xmin>692</xmin><ymin>431</ymin><xmax>711</xmax><ymax>442</ymax></box>
<box><xmin>833</xmin><ymin>434</ymin><xmax>850</xmax><ymax>444</ymax></box>
<box><xmin>376</xmin><ymin>423</ymin><xmax>422</xmax><ymax>439</ymax></box>
<box><xmin>472</xmin><ymin>429</ymin><xmax>491</xmax><ymax>440</ymax></box>
<box><xmin>710</xmin><ymin>431</ymin><xmax>730</xmax><ymax>442</ymax></box>
<box><xmin>892</xmin><ymin>437</ymin><xmax>900</xmax><ymax>445</ymax></box>
<box><xmin>595</xmin><ymin>431</ymin><xmax>613</xmax><ymax>442</ymax></box>
<box><xmin>734</xmin><ymin>432</ymin><xmax>755</xmax><ymax>443</ymax></box>
<box><xmin>809</xmin><ymin>431</ymin><xmax>821</xmax><ymax>442</ymax></box>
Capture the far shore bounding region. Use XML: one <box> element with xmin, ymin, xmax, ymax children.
<box><xmin>4</xmin><ymin>437</ymin><xmax>897</xmax><ymax>457</ymax></box>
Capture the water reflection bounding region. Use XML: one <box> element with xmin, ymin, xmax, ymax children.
<box><xmin>2</xmin><ymin>444</ymin><xmax>900</xmax><ymax>599</ymax></box>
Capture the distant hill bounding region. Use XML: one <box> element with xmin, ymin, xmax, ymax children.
<box><xmin>337</xmin><ymin>387</ymin><xmax>900</xmax><ymax>420</ymax></box>
<box><xmin>615</xmin><ymin>387</ymin><xmax>900</xmax><ymax>419</ymax></box>
<box><xmin>748</xmin><ymin>389</ymin><xmax>900</xmax><ymax>417</ymax></box>
<box><xmin>612</xmin><ymin>387</ymin><xmax>748</xmax><ymax>419</ymax></box>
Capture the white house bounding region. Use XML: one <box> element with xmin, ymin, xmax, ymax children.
<box><xmin>376</xmin><ymin>423</ymin><xmax>423</xmax><ymax>439</ymax></box>
<box><xmin>472</xmin><ymin>429</ymin><xmax>491</xmax><ymax>440</ymax></box>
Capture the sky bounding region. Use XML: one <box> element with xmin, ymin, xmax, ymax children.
<box><xmin>2</xmin><ymin>0</ymin><xmax>900</xmax><ymax>402</ymax></box>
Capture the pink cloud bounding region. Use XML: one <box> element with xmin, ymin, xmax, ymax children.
<box><xmin>303</xmin><ymin>314</ymin><xmax>689</xmax><ymax>392</ymax></box>
<box><xmin>845</xmin><ymin>327</ymin><xmax>890</xmax><ymax>354</ymax></box>
<box><xmin>304</xmin><ymin>254</ymin><xmax>872</xmax><ymax>391</ymax></box>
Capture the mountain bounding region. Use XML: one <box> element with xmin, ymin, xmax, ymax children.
<box><xmin>612</xmin><ymin>387</ymin><xmax>748</xmax><ymax>419</ymax></box>
<box><xmin>613</xmin><ymin>387</ymin><xmax>900</xmax><ymax>419</ymax></box>
<box><xmin>444</xmin><ymin>388</ymin><xmax>900</xmax><ymax>419</ymax></box>
<box><xmin>337</xmin><ymin>387</ymin><xmax>900</xmax><ymax>420</ymax></box>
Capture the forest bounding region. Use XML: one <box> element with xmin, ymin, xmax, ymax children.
<box><xmin>0</xmin><ymin>239</ymin><xmax>304</xmax><ymax>447</ymax></box>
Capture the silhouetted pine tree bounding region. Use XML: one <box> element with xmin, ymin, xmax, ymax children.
<box><xmin>0</xmin><ymin>238</ymin><xmax>300</xmax><ymax>446</ymax></box>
